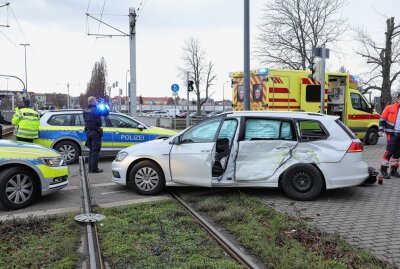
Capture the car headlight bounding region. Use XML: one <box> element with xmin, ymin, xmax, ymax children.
<box><xmin>38</xmin><ymin>157</ymin><xmax>65</xmax><ymax>167</ymax></box>
<box><xmin>115</xmin><ymin>151</ymin><xmax>128</xmax><ymax>162</ymax></box>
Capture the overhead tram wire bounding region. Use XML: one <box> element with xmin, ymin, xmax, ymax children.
<box><xmin>136</xmin><ymin>0</ymin><xmax>149</xmax><ymax>18</ymax></box>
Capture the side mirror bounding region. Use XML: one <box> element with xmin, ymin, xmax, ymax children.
<box><xmin>137</xmin><ymin>124</ymin><xmax>145</xmax><ymax>131</ymax></box>
<box><xmin>170</xmin><ymin>136</ymin><xmax>181</xmax><ymax>145</ymax></box>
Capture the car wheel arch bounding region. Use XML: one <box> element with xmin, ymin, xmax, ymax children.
<box><xmin>126</xmin><ymin>158</ymin><xmax>165</xmax><ymax>185</ymax></box>
<box><xmin>278</xmin><ymin>163</ymin><xmax>326</xmax><ymax>190</ymax></box>
<box><xmin>53</xmin><ymin>139</ymin><xmax>82</xmax><ymax>164</ymax></box>
<box><xmin>0</xmin><ymin>164</ymin><xmax>42</xmax><ymax>195</ymax></box>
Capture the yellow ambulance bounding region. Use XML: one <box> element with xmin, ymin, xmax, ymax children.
<box><xmin>230</xmin><ymin>68</ymin><xmax>380</xmax><ymax>145</ymax></box>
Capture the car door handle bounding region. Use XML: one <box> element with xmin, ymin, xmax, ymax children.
<box><xmin>201</xmin><ymin>149</ymin><xmax>210</xmax><ymax>153</ymax></box>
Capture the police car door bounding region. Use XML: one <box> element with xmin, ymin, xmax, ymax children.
<box><xmin>108</xmin><ymin>114</ymin><xmax>148</xmax><ymax>149</ymax></box>
<box><xmin>170</xmin><ymin>116</ymin><xmax>224</xmax><ymax>186</ymax></box>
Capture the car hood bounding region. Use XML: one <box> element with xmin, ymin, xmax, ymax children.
<box><xmin>0</xmin><ymin>139</ymin><xmax>61</xmax><ymax>157</ymax></box>
<box><xmin>147</xmin><ymin>127</ymin><xmax>176</xmax><ymax>136</ymax></box>
<box><xmin>122</xmin><ymin>138</ymin><xmax>172</xmax><ymax>156</ymax></box>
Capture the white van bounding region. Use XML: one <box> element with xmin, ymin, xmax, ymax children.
<box><xmin>163</xmin><ymin>109</ymin><xmax>180</xmax><ymax>117</ymax></box>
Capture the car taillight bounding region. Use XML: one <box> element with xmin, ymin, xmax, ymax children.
<box><xmin>348</xmin><ymin>142</ymin><xmax>363</xmax><ymax>152</ymax></box>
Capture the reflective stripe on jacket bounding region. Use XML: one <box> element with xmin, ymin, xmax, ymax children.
<box><xmin>379</xmin><ymin>102</ymin><xmax>400</xmax><ymax>133</ymax></box>
<box><xmin>12</xmin><ymin>108</ymin><xmax>40</xmax><ymax>139</ymax></box>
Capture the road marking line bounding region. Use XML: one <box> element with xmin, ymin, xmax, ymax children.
<box><xmin>97</xmin><ymin>196</ymin><xmax>172</xmax><ymax>208</ymax></box>
<box><xmin>0</xmin><ymin>207</ymin><xmax>80</xmax><ymax>221</ymax></box>
<box><xmin>62</xmin><ymin>186</ymin><xmax>80</xmax><ymax>191</ymax></box>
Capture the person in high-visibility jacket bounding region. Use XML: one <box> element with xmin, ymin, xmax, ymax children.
<box><xmin>378</xmin><ymin>93</ymin><xmax>400</xmax><ymax>183</ymax></box>
<box><xmin>11</xmin><ymin>99</ymin><xmax>40</xmax><ymax>143</ymax></box>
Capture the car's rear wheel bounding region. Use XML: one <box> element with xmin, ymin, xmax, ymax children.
<box><xmin>364</xmin><ymin>128</ymin><xmax>379</xmax><ymax>145</ymax></box>
<box><xmin>129</xmin><ymin>160</ymin><xmax>165</xmax><ymax>195</ymax></box>
<box><xmin>281</xmin><ymin>164</ymin><xmax>323</xmax><ymax>201</ymax></box>
<box><xmin>0</xmin><ymin>167</ymin><xmax>38</xmax><ymax>210</ymax></box>
<box><xmin>55</xmin><ymin>141</ymin><xmax>80</xmax><ymax>164</ymax></box>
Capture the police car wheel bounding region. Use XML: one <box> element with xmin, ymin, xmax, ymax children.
<box><xmin>281</xmin><ymin>164</ymin><xmax>324</xmax><ymax>201</ymax></box>
<box><xmin>0</xmin><ymin>167</ymin><xmax>38</xmax><ymax>210</ymax></box>
<box><xmin>55</xmin><ymin>141</ymin><xmax>80</xmax><ymax>164</ymax></box>
<box><xmin>129</xmin><ymin>160</ymin><xmax>165</xmax><ymax>195</ymax></box>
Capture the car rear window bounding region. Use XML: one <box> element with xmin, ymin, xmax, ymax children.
<box><xmin>335</xmin><ymin>119</ymin><xmax>357</xmax><ymax>139</ymax></box>
<box><xmin>297</xmin><ymin>120</ymin><xmax>328</xmax><ymax>141</ymax></box>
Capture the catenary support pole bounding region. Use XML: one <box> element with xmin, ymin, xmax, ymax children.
<box><xmin>186</xmin><ymin>71</ymin><xmax>190</xmax><ymax>128</ymax></box>
<box><xmin>320</xmin><ymin>44</ymin><xmax>326</xmax><ymax>114</ymax></box>
<box><xmin>129</xmin><ymin>8</ymin><xmax>137</xmax><ymax>116</ymax></box>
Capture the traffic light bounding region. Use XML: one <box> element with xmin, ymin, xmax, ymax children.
<box><xmin>188</xmin><ymin>80</ymin><xmax>194</xmax><ymax>92</ymax></box>
<box><xmin>119</xmin><ymin>88</ymin><xmax>123</xmax><ymax>96</ymax></box>
<box><xmin>309</xmin><ymin>61</ymin><xmax>321</xmax><ymax>82</ymax></box>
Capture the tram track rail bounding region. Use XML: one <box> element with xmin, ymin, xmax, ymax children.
<box><xmin>169</xmin><ymin>191</ymin><xmax>262</xmax><ymax>269</ymax></box>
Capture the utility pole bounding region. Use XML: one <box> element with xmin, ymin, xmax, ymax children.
<box><xmin>20</xmin><ymin>43</ymin><xmax>29</xmax><ymax>95</ymax></box>
<box><xmin>129</xmin><ymin>8</ymin><xmax>137</xmax><ymax>116</ymax></box>
<box><xmin>243</xmin><ymin>0</ymin><xmax>250</xmax><ymax>111</ymax></box>
<box><xmin>320</xmin><ymin>44</ymin><xmax>326</xmax><ymax>114</ymax></box>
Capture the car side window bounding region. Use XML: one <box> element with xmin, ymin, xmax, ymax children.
<box><xmin>108</xmin><ymin>114</ymin><xmax>138</xmax><ymax>129</ymax></box>
<box><xmin>74</xmin><ymin>114</ymin><xmax>85</xmax><ymax>126</ymax></box>
<box><xmin>297</xmin><ymin>120</ymin><xmax>328</xmax><ymax>141</ymax></box>
<box><xmin>217</xmin><ymin>119</ymin><xmax>238</xmax><ymax>143</ymax></box>
<box><xmin>244</xmin><ymin>119</ymin><xmax>294</xmax><ymax>140</ymax></box>
<box><xmin>48</xmin><ymin>114</ymin><xmax>73</xmax><ymax>126</ymax></box>
<box><xmin>181</xmin><ymin>117</ymin><xmax>223</xmax><ymax>143</ymax></box>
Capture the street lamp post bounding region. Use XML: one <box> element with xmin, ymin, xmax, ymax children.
<box><xmin>125</xmin><ymin>69</ymin><xmax>130</xmax><ymax>113</ymax></box>
<box><xmin>20</xmin><ymin>43</ymin><xmax>30</xmax><ymax>94</ymax></box>
<box><xmin>223</xmin><ymin>81</ymin><xmax>229</xmax><ymax>112</ymax></box>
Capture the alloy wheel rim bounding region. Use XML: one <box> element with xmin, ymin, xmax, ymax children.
<box><xmin>5</xmin><ymin>174</ymin><xmax>33</xmax><ymax>204</ymax></box>
<box><xmin>59</xmin><ymin>145</ymin><xmax>75</xmax><ymax>161</ymax></box>
<box><xmin>135</xmin><ymin>167</ymin><xmax>159</xmax><ymax>191</ymax></box>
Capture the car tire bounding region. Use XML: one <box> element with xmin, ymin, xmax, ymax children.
<box><xmin>55</xmin><ymin>141</ymin><xmax>80</xmax><ymax>164</ymax></box>
<box><xmin>0</xmin><ymin>167</ymin><xmax>39</xmax><ymax>210</ymax></box>
<box><xmin>281</xmin><ymin>163</ymin><xmax>324</xmax><ymax>201</ymax></box>
<box><xmin>364</xmin><ymin>128</ymin><xmax>379</xmax><ymax>145</ymax></box>
<box><xmin>129</xmin><ymin>160</ymin><xmax>165</xmax><ymax>195</ymax></box>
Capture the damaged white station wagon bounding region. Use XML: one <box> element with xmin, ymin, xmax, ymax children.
<box><xmin>112</xmin><ymin>111</ymin><xmax>369</xmax><ymax>200</ymax></box>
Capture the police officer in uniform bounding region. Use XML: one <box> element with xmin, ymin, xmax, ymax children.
<box><xmin>11</xmin><ymin>99</ymin><xmax>40</xmax><ymax>143</ymax></box>
<box><xmin>83</xmin><ymin>96</ymin><xmax>109</xmax><ymax>173</ymax></box>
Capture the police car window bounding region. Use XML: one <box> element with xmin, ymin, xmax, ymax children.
<box><xmin>245</xmin><ymin>119</ymin><xmax>293</xmax><ymax>140</ymax></box>
<box><xmin>74</xmin><ymin>114</ymin><xmax>84</xmax><ymax>126</ymax></box>
<box><xmin>48</xmin><ymin>114</ymin><xmax>73</xmax><ymax>126</ymax></box>
<box><xmin>108</xmin><ymin>114</ymin><xmax>138</xmax><ymax>129</ymax></box>
<box><xmin>181</xmin><ymin>117</ymin><xmax>223</xmax><ymax>143</ymax></box>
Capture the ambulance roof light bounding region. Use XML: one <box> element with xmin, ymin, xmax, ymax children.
<box><xmin>258</xmin><ymin>68</ymin><xmax>269</xmax><ymax>75</ymax></box>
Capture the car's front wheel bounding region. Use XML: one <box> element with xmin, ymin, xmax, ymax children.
<box><xmin>129</xmin><ymin>160</ymin><xmax>165</xmax><ymax>195</ymax></box>
<box><xmin>0</xmin><ymin>167</ymin><xmax>39</xmax><ymax>210</ymax></box>
<box><xmin>364</xmin><ymin>128</ymin><xmax>379</xmax><ymax>145</ymax></box>
<box><xmin>55</xmin><ymin>141</ymin><xmax>80</xmax><ymax>164</ymax></box>
<box><xmin>281</xmin><ymin>164</ymin><xmax>324</xmax><ymax>201</ymax></box>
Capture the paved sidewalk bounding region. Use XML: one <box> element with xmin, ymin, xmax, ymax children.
<box><xmin>260</xmin><ymin>140</ymin><xmax>400</xmax><ymax>267</ymax></box>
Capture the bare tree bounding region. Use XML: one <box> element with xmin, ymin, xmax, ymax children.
<box><xmin>354</xmin><ymin>17</ymin><xmax>400</xmax><ymax>110</ymax></box>
<box><xmin>255</xmin><ymin>0</ymin><xmax>347</xmax><ymax>70</ymax></box>
<box><xmin>86</xmin><ymin>57</ymin><xmax>108</xmax><ymax>99</ymax></box>
<box><xmin>178</xmin><ymin>37</ymin><xmax>217</xmax><ymax>115</ymax></box>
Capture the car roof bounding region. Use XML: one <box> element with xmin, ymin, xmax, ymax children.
<box><xmin>224</xmin><ymin>111</ymin><xmax>338</xmax><ymax>121</ymax></box>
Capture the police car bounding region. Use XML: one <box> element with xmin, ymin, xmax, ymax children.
<box><xmin>34</xmin><ymin>110</ymin><xmax>176</xmax><ymax>164</ymax></box>
<box><xmin>0</xmin><ymin>140</ymin><xmax>68</xmax><ymax>210</ymax></box>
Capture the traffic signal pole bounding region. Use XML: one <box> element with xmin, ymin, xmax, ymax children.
<box><xmin>320</xmin><ymin>44</ymin><xmax>326</xmax><ymax>114</ymax></box>
<box><xmin>186</xmin><ymin>71</ymin><xmax>190</xmax><ymax>128</ymax></box>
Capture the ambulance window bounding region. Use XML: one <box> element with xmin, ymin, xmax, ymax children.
<box><xmin>48</xmin><ymin>114</ymin><xmax>73</xmax><ymax>126</ymax></box>
<box><xmin>253</xmin><ymin>84</ymin><xmax>263</xmax><ymax>102</ymax></box>
<box><xmin>244</xmin><ymin>119</ymin><xmax>294</xmax><ymax>141</ymax></box>
<box><xmin>297</xmin><ymin>120</ymin><xmax>328</xmax><ymax>140</ymax></box>
<box><xmin>351</xmin><ymin>93</ymin><xmax>369</xmax><ymax>112</ymax></box>
<box><xmin>238</xmin><ymin>85</ymin><xmax>244</xmax><ymax>102</ymax></box>
<box><xmin>306</xmin><ymin>85</ymin><xmax>321</xmax><ymax>102</ymax></box>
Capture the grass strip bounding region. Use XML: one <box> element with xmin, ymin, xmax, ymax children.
<box><xmin>96</xmin><ymin>200</ymin><xmax>243</xmax><ymax>269</ymax></box>
<box><xmin>0</xmin><ymin>215</ymin><xmax>80</xmax><ymax>269</ymax></box>
<box><xmin>189</xmin><ymin>192</ymin><xmax>395</xmax><ymax>269</ymax></box>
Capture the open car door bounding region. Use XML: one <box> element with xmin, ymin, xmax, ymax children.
<box><xmin>170</xmin><ymin>117</ymin><xmax>224</xmax><ymax>186</ymax></box>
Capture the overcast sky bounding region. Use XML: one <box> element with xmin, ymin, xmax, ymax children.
<box><xmin>1</xmin><ymin>0</ymin><xmax>399</xmax><ymax>101</ymax></box>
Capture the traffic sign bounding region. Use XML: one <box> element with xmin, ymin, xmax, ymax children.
<box><xmin>171</xmin><ymin>84</ymin><xmax>179</xmax><ymax>93</ymax></box>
